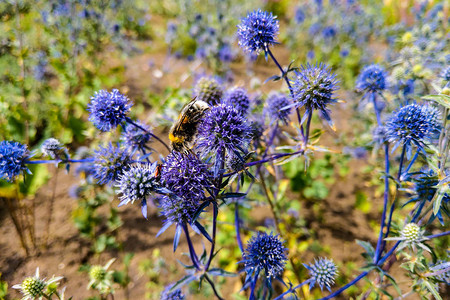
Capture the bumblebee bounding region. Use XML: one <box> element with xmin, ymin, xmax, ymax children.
<box><xmin>169</xmin><ymin>98</ymin><xmax>210</xmax><ymax>153</ymax></box>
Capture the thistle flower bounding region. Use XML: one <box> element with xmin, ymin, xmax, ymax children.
<box><xmin>197</xmin><ymin>104</ymin><xmax>251</xmax><ymax>156</ymax></box>
<box><xmin>93</xmin><ymin>143</ymin><xmax>133</xmax><ymax>185</ymax></box>
<box><xmin>87</xmin><ymin>89</ymin><xmax>132</xmax><ymax>132</ymax></box>
<box><xmin>291</xmin><ymin>63</ymin><xmax>339</xmax><ymax>127</ymax></box>
<box><xmin>242</xmin><ymin>232</ymin><xmax>288</xmax><ymax>284</ymax></box>
<box><xmin>88</xmin><ymin>258</ymin><xmax>116</xmax><ymax>295</ymax></box>
<box><xmin>121</xmin><ymin>121</ymin><xmax>151</xmax><ymax>151</ymax></box>
<box><xmin>222</xmin><ymin>87</ymin><xmax>250</xmax><ymax>115</ymax></box>
<box><xmin>356</xmin><ymin>64</ymin><xmax>387</xmax><ymax>93</ymax></box>
<box><xmin>219</xmin><ymin>45</ymin><xmax>233</xmax><ymax>63</ymax></box>
<box><xmin>41</xmin><ymin>138</ymin><xmax>69</xmax><ymax>160</ymax></box>
<box><xmin>193</xmin><ymin>77</ymin><xmax>223</xmax><ymax>106</ymax></box>
<box><xmin>385</xmin><ymin>104</ymin><xmax>440</xmax><ymax>151</ymax></box>
<box><xmin>161</xmin><ymin>284</ymin><xmax>185</xmax><ymax>300</ymax></box>
<box><xmin>322</xmin><ymin>26</ymin><xmax>337</xmax><ymax>40</ymax></box>
<box><xmin>304</xmin><ymin>257</ymin><xmax>338</xmax><ymax>292</ymax></box>
<box><xmin>158</xmin><ymin>152</ymin><xmax>212</xmax><ymax>227</ymax></box>
<box><xmin>116</xmin><ymin>162</ymin><xmax>163</xmax><ymax>218</ymax></box>
<box><xmin>12</xmin><ymin>268</ymin><xmax>63</xmax><ymax>300</ymax></box>
<box><xmin>385</xmin><ymin>223</ymin><xmax>430</xmax><ymax>252</ymax></box>
<box><xmin>373</xmin><ymin>126</ymin><xmax>388</xmax><ymax>145</ymax></box>
<box><xmin>237</xmin><ymin>10</ymin><xmax>279</xmax><ymax>54</ymax></box>
<box><xmin>264</xmin><ymin>92</ymin><xmax>292</xmax><ymax>125</ymax></box>
<box><xmin>0</xmin><ymin>141</ymin><xmax>30</xmax><ymax>182</ymax></box>
<box><xmin>409</xmin><ymin>170</ymin><xmax>449</xmax><ymax>225</ymax></box>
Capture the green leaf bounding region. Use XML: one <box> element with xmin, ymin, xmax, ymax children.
<box><xmin>423</xmin><ymin>94</ymin><xmax>450</xmax><ymax>109</ymax></box>
<box><xmin>383</xmin><ymin>272</ymin><xmax>402</xmax><ymax>296</ymax></box>
<box><xmin>356</xmin><ymin>240</ymin><xmax>375</xmax><ymax>258</ymax></box>
<box><xmin>423</xmin><ymin>280</ymin><xmax>442</xmax><ymax>300</ymax></box>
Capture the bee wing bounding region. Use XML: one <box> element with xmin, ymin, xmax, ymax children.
<box><xmin>173</xmin><ymin>97</ymin><xmax>198</xmax><ymax>133</ymax></box>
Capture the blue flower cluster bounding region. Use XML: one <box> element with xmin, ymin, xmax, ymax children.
<box><xmin>0</xmin><ymin>141</ymin><xmax>30</xmax><ymax>182</ymax></box>
<box><xmin>356</xmin><ymin>64</ymin><xmax>387</xmax><ymax>93</ymax></box>
<box><xmin>121</xmin><ymin>121</ymin><xmax>151</xmax><ymax>151</ymax></box>
<box><xmin>304</xmin><ymin>257</ymin><xmax>338</xmax><ymax>291</ymax></box>
<box><xmin>385</xmin><ymin>104</ymin><xmax>440</xmax><ymax>150</ymax></box>
<box><xmin>92</xmin><ymin>143</ymin><xmax>133</xmax><ymax>185</ymax></box>
<box><xmin>159</xmin><ymin>152</ymin><xmax>212</xmax><ymax>225</ymax></box>
<box><xmin>87</xmin><ymin>89</ymin><xmax>132</xmax><ymax>132</ymax></box>
<box><xmin>242</xmin><ymin>232</ymin><xmax>287</xmax><ymax>282</ymax></box>
<box><xmin>222</xmin><ymin>87</ymin><xmax>250</xmax><ymax>116</ymax></box>
<box><xmin>160</xmin><ymin>284</ymin><xmax>185</xmax><ymax>300</ymax></box>
<box><xmin>264</xmin><ymin>92</ymin><xmax>292</xmax><ymax>125</ymax></box>
<box><xmin>197</xmin><ymin>104</ymin><xmax>251</xmax><ymax>156</ymax></box>
<box><xmin>291</xmin><ymin>63</ymin><xmax>339</xmax><ymax>126</ymax></box>
<box><xmin>237</xmin><ymin>10</ymin><xmax>279</xmax><ymax>54</ymax></box>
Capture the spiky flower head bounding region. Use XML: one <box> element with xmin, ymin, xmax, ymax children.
<box><xmin>304</xmin><ymin>257</ymin><xmax>338</xmax><ymax>291</ymax></box>
<box><xmin>242</xmin><ymin>232</ymin><xmax>288</xmax><ymax>283</ymax></box>
<box><xmin>237</xmin><ymin>10</ymin><xmax>279</xmax><ymax>54</ymax></box>
<box><xmin>402</xmin><ymin>223</ymin><xmax>423</xmax><ymax>243</ymax></box>
<box><xmin>87</xmin><ymin>259</ymin><xmax>115</xmax><ymax>295</ymax></box>
<box><xmin>0</xmin><ymin>141</ymin><xmax>30</xmax><ymax>182</ymax></box>
<box><xmin>356</xmin><ymin>64</ymin><xmax>387</xmax><ymax>93</ymax></box>
<box><xmin>291</xmin><ymin>63</ymin><xmax>339</xmax><ymax>127</ymax></box>
<box><xmin>222</xmin><ymin>87</ymin><xmax>250</xmax><ymax>116</ymax></box>
<box><xmin>264</xmin><ymin>92</ymin><xmax>292</xmax><ymax>124</ymax></box>
<box><xmin>441</xmin><ymin>66</ymin><xmax>450</xmax><ymax>81</ymax></box>
<box><xmin>161</xmin><ymin>284</ymin><xmax>185</xmax><ymax>300</ymax></box>
<box><xmin>116</xmin><ymin>162</ymin><xmax>162</xmax><ymax>218</ymax></box>
<box><xmin>193</xmin><ymin>77</ymin><xmax>223</xmax><ymax>106</ymax></box>
<box><xmin>87</xmin><ymin>89</ymin><xmax>132</xmax><ymax>132</ymax></box>
<box><xmin>121</xmin><ymin>121</ymin><xmax>151</xmax><ymax>150</ymax></box>
<box><xmin>89</xmin><ymin>265</ymin><xmax>107</xmax><ymax>281</ymax></box>
<box><xmin>159</xmin><ymin>152</ymin><xmax>212</xmax><ymax>225</ymax></box>
<box><xmin>386</xmin><ymin>223</ymin><xmax>430</xmax><ymax>252</ymax></box>
<box><xmin>197</xmin><ymin>104</ymin><xmax>251</xmax><ymax>156</ymax></box>
<box><xmin>385</xmin><ymin>104</ymin><xmax>440</xmax><ymax>150</ymax></box>
<box><xmin>41</xmin><ymin>138</ymin><xmax>69</xmax><ymax>160</ymax></box>
<box><xmin>12</xmin><ymin>268</ymin><xmax>63</xmax><ymax>300</ymax></box>
<box><xmin>373</xmin><ymin>126</ymin><xmax>388</xmax><ymax>145</ymax></box>
<box><xmin>93</xmin><ymin>143</ymin><xmax>133</xmax><ymax>185</ymax></box>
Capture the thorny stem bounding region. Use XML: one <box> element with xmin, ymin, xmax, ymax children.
<box><xmin>425</xmin><ymin>230</ymin><xmax>450</xmax><ymax>239</ymax></box>
<box><xmin>125</xmin><ymin>117</ymin><xmax>171</xmax><ymax>152</ymax></box>
<box><xmin>204</xmin><ymin>274</ymin><xmax>225</xmax><ymax>300</ymax></box>
<box><xmin>304</xmin><ymin>109</ymin><xmax>313</xmax><ymax>147</ymax></box>
<box><xmin>266</xmin><ymin>49</ymin><xmax>305</xmax><ymax>140</ymax></box>
<box><xmin>423</xmin><ymin>266</ymin><xmax>450</xmax><ymax>277</ymax></box>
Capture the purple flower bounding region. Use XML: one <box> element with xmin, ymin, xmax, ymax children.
<box><xmin>237</xmin><ymin>10</ymin><xmax>279</xmax><ymax>54</ymax></box>
<box><xmin>304</xmin><ymin>257</ymin><xmax>338</xmax><ymax>291</ymax></box>
<box><xmin>0</xmin><ymin>141</ymin><xmax>30</xmax><ymax>182</ymax></box>
<box><xmin>222</xmin><ymin>87</ymin><xmax>250</xmax><ymax>116</ymax></box>
<box><xmin>92</xmin><ymin>143</ymin><xmax>133</xmax><ymax>185</ymax></box>
<box><xmin>264</xmin><ymin>92</ymin><xmax>291</xmax><ymax>124</ymax></box>
<box><xmin>87</xmin><ymin>89</ymin><xmax>132</xmax><ymax>132</ymax></box>
<box><xmin>356</xmin><ymin>64</ymin><xmax>387</xmax><ymax>93</ymax></box>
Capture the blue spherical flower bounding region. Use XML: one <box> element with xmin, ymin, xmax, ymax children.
<box><xmin>291</xmin><ymin>63</ymin><xmax>339</xmax><ymax>127</ymax></box>
<box><xmin>41</xmin><ymin>138</ymin><xmax>69</xmax><ymax>160</ymax></box>
<box><xmin>237</xmin><ymin>10</ymin><xmax>279</xmax><ymax>54</ymax></box>
<box><xmin>356</xmin><ymin>64</ymin><xmax>387</xmax><ymax>93</ymax></box>
<box><xmin>121</xmin><ymin>122</ymin><xmax>151</xmax><ymax>151</ymax></box>
<box><xmin>385</xmin><ymin>104</ymin><xmax>440</xmax><ymax>150</ymax></box>
<box><xmin>93</xmin><ymin>143</ymin><xmax>133</xmax><ymax>185</ymax></box>
<box><xmin>161</xmin><ymin>284</ymin><xmax>185</xmax><ymax>300</ymax></box>
<box><xmin>219</xmin><ymin>45</ymin><xmax>233</xmax><ymax>63</ymax></box>
<box><xmin>242</xmin><ymin>232</ymin><xmax>287</xmax><ymax>282</ymax></box>
<box><xmin>304</xmin><ymin>257</ymin><xmax>338</xmax><ymax>291</ymax></box>
<box><xmin>441</xmin><ymin>66</ymin><xmax>450</xmax><ymax>81</ymax></box>
<box><xmin>222</xmin><ymin>87</ymin><xmax>250</xmax><ymax>116</ymax></box>
<box><xmin>116</xmin><ymin>162</ymin><xmax>161</xmax><ymax>218</ymax></box>
<box><xmin>264</xmin><ymin>92</ymin><xmax>292</xmax><ymax>124</ymax></box>
<box><xmin>322</xmin><ymin>26</ymin><xmax>337</xmax><ymax>40</ymax></box>
<box><xmin>197</xmin><ymin>104</ymin><xmax>252</xmax><ymax>156</ymax></box>
<box><xmin>159</xmin><ymin>152</ymin><xmax>212</xmax><ymax>225</ymax></box>
<box><xmin>294</xmin><ymin>7</ymin><xmax>305</xmax><ymax>24</ymax></box>
<box><xmin>87</xmin><ymin>89</ymin><xmax>132</xmax><ymax>132</ymax></box>
<box><xmin>0</xmin><ymin>141</ymin><xmax>30</xmax><ymax>182</ymax></box>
